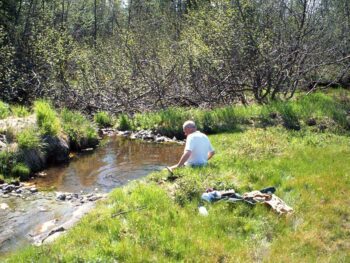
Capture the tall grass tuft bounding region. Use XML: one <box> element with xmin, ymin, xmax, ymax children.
<box><xmin>16</xmin><ymin>128</ymin><xmax>41</xmax><ymax>149</ymax></box>
<box><xmin>61</xmin><ymin>108</ymin><xmax>97</xmax><ymax>149</ymax></box>
<box><xmin>117</xmin><ymin>114</ymin><xmax>132</xmax><ymax>131</ymax></box>
<box><xmin>0</xmin><ymin>150</ymin><xmax>16</xmax><ymax>178</ymax></box>
<box><xmin>34</xmin><ymin>100</ymin><xmax>61</xmax><ymax>136</ymax></box>
<box><xmin>94</xmin><ymin>111</ymin><xmax>112</xmax><ymax>128</ymax></box>
<box><xmin>11</xmin><ymin>105</ymin><xmax>30</xmax><ymax>117</ymax></box>
<box><xmin>11</xmin><ymin>163</ymin><xmax>30</xmax><ymax>180</ymax></box>
<box><xmin>0</xmin><ymin>101</ymin><xmax>10</xmax><ymax>119</ymax></box>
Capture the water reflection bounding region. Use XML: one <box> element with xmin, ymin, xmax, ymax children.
<box><xmin>34</xmin><ymin>136</ymin><xmax>183</xmax><ymax>193</ymax></box>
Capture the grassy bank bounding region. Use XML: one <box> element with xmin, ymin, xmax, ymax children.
<box><xmin>0</xmin><ymin>101</ymin><xmax>98</xmax><ymax>182</ymax></box>
<box><xmin>116</xmin><ymin>91</ymin><xmax>350</xmax><ymax>139</ymax></box>
<box><xmin>3</xmin><ymin>97</ymin><xmax>350</xmax><ymax>261</ymax></box>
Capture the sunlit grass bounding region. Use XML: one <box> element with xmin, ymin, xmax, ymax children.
<box><xmin>4</xmin><ymin>126</ymin><xmax>349</xmax><ymax>262</ymax></box>
<box><xmin>0</xmin><ymin>101</ymin><xmax>10</xmax><ymax>119</ymax></box>
<box><xmin>34</xmin><ymin>100</ymin><xmax>61</xmax><ymax>136</ymax></box>
<box><xmin>61</xmin><ymin>108</ymin><xmax>97</xmax><ymax>149</ymax></box>
<box><xmin>16</xmin><ymin>128</ymin><xmax>41</xmax><ymax>150</ymax></box>
<box><xmin>10</xmin><ymin>105</ymin><xmax>31</xmax><ymax>118</ymax></box>
<box><xmin>118</xmin><ymin>90</ymin><xmax>350</xmax><ymax>137</ymax></box>
<box><xmin>94</xmin><ymin>111</ymin><xmax>113</xmax><ymax>128</ymax></box>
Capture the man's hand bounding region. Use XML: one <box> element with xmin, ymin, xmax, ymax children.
<box><xmin>208</xmin><ymin>151</ymin><xmax>215</xmax><ymax>160</ymax></box>
<box><xmin>167</xmin><ymin>150</ymin><xmax>192</xmax><ymax>173</ymax></box>
<box><xmin>167</xmin><ymin>165</ymin><xmax>178</xmax><ymax>174</ymax></box>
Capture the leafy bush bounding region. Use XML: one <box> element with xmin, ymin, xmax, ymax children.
<box><xmin>94</xmin><ymin>111</ymin><xmax>112</xmax><ymax>128</ymax></box>
<box><xmin>34</xmin><ymin>100</ymin><xmax>61</xmax><ymax>136</ymax></box>
<box><xmin>17</xmin><ymin>128</ymin><xmax>41</xmax><ymax>149</ymax></box>
<box><xmin>0</xmin><ymin>101</ymin><xmax>10</xmax><ymax>119</ymax></box>
<box><xmin>11</xmin><ymin>105</ymin><xmax>30</xmax><ymax>117</ymax></box>
<box><xmin>11</xmin><ymin>163</ymin><xmax>30</xmax><ymax>180</ymax></box>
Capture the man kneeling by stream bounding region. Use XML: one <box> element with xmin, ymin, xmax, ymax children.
<box><xmin>167</xmin><ymin>120</ymin><xmax>215</xmax><ymax>172</ymax></box>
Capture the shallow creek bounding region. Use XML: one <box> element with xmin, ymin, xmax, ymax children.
<box><xmin>0</xmin><ymin>136</ymin><xmax>183</xmax><ymax>254</ymax></box>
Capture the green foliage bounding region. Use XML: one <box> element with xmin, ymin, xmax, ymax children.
<box><xmin>16</xmin><ymin>128</ymin><xmax>41</xmax><ymax>150</ymax></box>
<box><xmin>0</xmin><ymin>150</ymin><xmax>16</xmax><ymax>178</ymax></box>
<box><xmin>118</xmin><ymin>92</ymin><xmax>349</xmax><ymax>138</ymax></box>
<box><xmin>10</xmin><ymin>105</ymin><xmax>30</xmax><ymax>117</ymax></box>
<box><xmin>94</xmin><ymin>111</ymin><xmax>112</xmax><ymax>128</ymax></box>
<box><xmin>117</xmin><ymin>114</ymin><xmax>132</xmax><ymax>131</ymax></box>
<box><xmin>11</xmin><ymin>163</ymin><xmax>30</xmax><ymax>180</ymax></box>
<box><xmin>273</xmin><ymin>102</ymin><xmax>300</xmax><ymax>130</ymax></box>
<box><xmin>0</xmin><ymin>101</ymin><xmax>10</xmax><ymax>119</ymax></box>
<box><xmin>34</xmin><ymin>100</ymin><xmax>61</xmax><ymax>136</ymax></box>
<box><xmin>61</xmin><ymin>108</ymin><xmax>97</xmax><ymax>148</ymax></box>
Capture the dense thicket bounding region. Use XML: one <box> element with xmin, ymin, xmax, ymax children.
<box><xmin>0</xmin><ymin>0</ymin><xmax>349</xmax><ymax>113</ymax></box>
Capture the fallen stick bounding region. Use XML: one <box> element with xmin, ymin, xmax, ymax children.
<box><xmin>111</xmin><ymin>206</ymin><xmax>147</xmax><ymax>218</ymax></box>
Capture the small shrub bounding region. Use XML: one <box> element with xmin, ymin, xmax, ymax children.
<box><xmin>0</xmin><ymin>101</ymin><xmax>10</xmax><ymax>119</ymax></box>
<box><xmin>94</xmin><ymin>111</ymin><xmax>112</xmax><ymax>128</ymax></box>
<box><xmin>34</xmin><ymin>100</ymin><xmax>61</xmax><ymax>136</ymax></box>
<box><xmin>117</xmin><ymin>114</ymin><xmax>132</xmax><ymax>131</ymax></box>
<box><xmin>17</xmin><ymin>128</ymin><xmax>41</xmax><ymax>149</ymax></box>
<box><xmin>11</xmin><ymin>163</ymin><xmax>30</xmax><ymax>180</ymax></box>
<box><xmin>11</xmin><ymin>105</ymin><xmax>30</xmax><ymax>117</ymax></box>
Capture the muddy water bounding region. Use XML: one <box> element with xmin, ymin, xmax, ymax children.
<box><xmin>34</xmin><ymin>136</ymin><xmax>183</xmax><ymax>192</ymax></box>
<box><xmin>0</xmin><ymin>136</ymin><xmax>183</xmax><ymax>254</ymax></box>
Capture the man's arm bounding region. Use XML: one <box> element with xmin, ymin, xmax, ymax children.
<box><xmin>207</xmin><ymin>151</ymin><xmax>215</xmax><ymax>160</ymax></box>
<box><xmin>168</xmin><ymin>150</ymin><xmax>192</xmax><ymax>171</ymax></box>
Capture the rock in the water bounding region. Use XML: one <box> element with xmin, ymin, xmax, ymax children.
<box><xmin>155</xmin><ymin>136</ymin><xmax>166</xmax><ymax>143</ymax></box>
<box><xmin>43</xmin><ymin>135</ymin><xmax>69</xmax><ymax>164</ymax></box>
<box><xmin>56</xmin><ymin>193</ymin><xmax>66</xmax><ymax>201</ymax></box>
<box><xmin>88</xmin><ymin>196</ymin><xmax>101</xmax><ymax>202</ymax></box>
<box><xmin>3</xmin><ymin>184</ymin><xmax>15</xmax><ymax>193</ymax></box>
<box><xmin>119</xmin><ymin>130</ymin><xmax>131</xmax><ymax>137</ymax></box>
<box><xmin>30</xmin><ymin>187</ymin><xmax>38</xmax><ymax>193</ymax></box>
<box><xmin>20</xmin><ymin>148</ymin><xmax>47</xmax><ymax>173</ymax></box>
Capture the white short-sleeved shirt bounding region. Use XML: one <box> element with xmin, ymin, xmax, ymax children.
<box><xmin>184</xmin><ymin>131</ymin><xmax>214</xmax><ymax>166</ymax></box>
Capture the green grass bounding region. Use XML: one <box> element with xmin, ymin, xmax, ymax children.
<box><xmin>16</xmin><ymin>128</ymin><xmax>41</xmax><ymax>149</ymax></box>
<box><xmin>34</xmin><ymin>100</ymin><xmax>61</xmax><ymax>136</ymax></box>
<box><xmin>61</xmin><ymin>108</ymin><xmax>97</xmax><ymax>149</ymax></box>
<box><xmin>10</xmin><ymin>105</ymin><xmax>30</xmax><ymax>117</ymax></box>
<box><xmin>0</xmin><ymin>150</ymin><xmax>17</xmax><ymax>180</ymax></box>
<box><xmin>94</xmin><ymin>111</ymin><xmax>113</xmax><ymax>128</ymax></box>
<box><xmin>0</xmin><ymin>101</ymin><xmax>10</xmax><ymax>119</ymax></box>
<box><xmin>117</xmin><ymin>114</ymin><xmax>132</xmax><ymax>131</ymax></box>
<box><xmin>2</xmin><ymin>90</ymin><xmax>350</xmax><ymax>261</ymax></box>
<box><xmin>3</xmin><ymin>126</ymin><xmax>349</xmax><ymax>262</ymax></box>
<box><xmin>119</xmin><ymin>91</ymin><xmax>350</xmax><ymax>138</ymax></box>
<box><xmin>11</xmin><ymin>163</ymin><xmax>30</xmax><ymax>180</ymax></box>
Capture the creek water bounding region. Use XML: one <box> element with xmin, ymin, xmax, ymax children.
<box><xmin>0</xmin><ymin>136</ymin><xmax>183</xmax><ymax>255</ymax></box>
